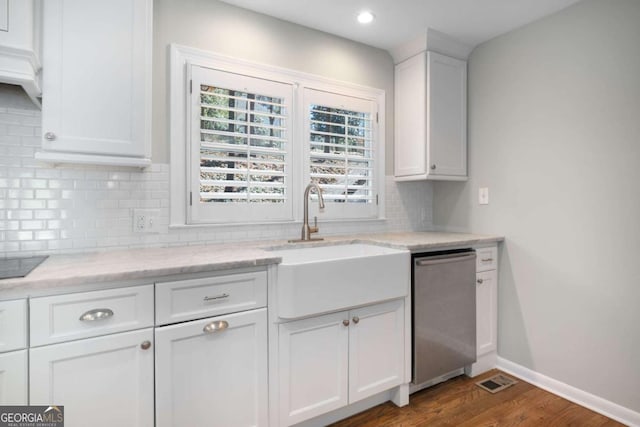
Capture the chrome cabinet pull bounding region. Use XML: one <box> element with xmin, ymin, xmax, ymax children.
<box><xmin>44</xmin><ymin>132</ymin><xmax>57</xmax><ymax>141</ymax></box>
<box><xmin>477</xmin><ymin>278</ymin><xmax>484</xmax><ymax>284</ymax></box>
<box><xmin>342</xmin><ymin>319</ymin><xmax>350</xmax><ymax>327</ymax></box>
<box><xmin>352</xmin><ymin>316</ymin><xmax>360</xmax><ymax>324</ymax></box>
<box><xmin>481</xmin><ymin>258</ymin><xmax>494</xmax><ymax>262</ymax></box>
<box><xmin>203</xmin><ymin>293</ymin><xmax>229</xmax><ymax>302</ymax></box>
<box><xmin>140</xmin><ymin>341</ymin><xmax>152</xmax><ymax>350</ymax></box>
<box><xmin>79</xmin><ymin>308</ymin><xmax>114</xmax><ymax>322</ymax></box>
<box><xmin>203</xmin><ymin>320</ymin><xmax>229</xmax><ymax>334</ymax></box>
<box><xmin>430</xmin><ymin>164</ymin><xmax>436</xmax><ymax>170</ymax></box>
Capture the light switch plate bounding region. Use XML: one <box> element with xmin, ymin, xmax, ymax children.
<box><xmin>479</xmin><ymin>187</ymin><xmax>489</xmax><ymax>205</ymax></box>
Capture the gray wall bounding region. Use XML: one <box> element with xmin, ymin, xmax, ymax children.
<box><xmin>152</xmin><ymin>0</ymin><xmax>395</xmax><ymax>172</ymax></box>
<box><xmin>433</xmin><ymin>0</ymin><xmax>640</xmax><ymax>412</ymax></box>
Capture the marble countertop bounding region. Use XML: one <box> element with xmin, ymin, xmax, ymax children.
<box><xmin>0</xmin><ymin>231</ymin><xmax>503</xmax><ymax>298</ymax></box>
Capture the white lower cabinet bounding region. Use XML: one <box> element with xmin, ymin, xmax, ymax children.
<box><xmin>279</xmin><ymin>299</ymin><xmax>405</xmax><ymax>426</ymax></box>
<box><xmin>155</xmin><ymin>308</ymin><xmax>268</xmax><ymax>427</ymax></box>
<box><xmin>348</xmin><ymin>300</ymin><xmax>404</xmax><ymax>402</ymax></box>
<box><xmin>0</xmin><ymin>349</ymin><xmax>28</xmax><ymax>405</ymax></box>
<box><xmin>466</xmin><ymin>253</ymin><xmax>499</xmax><ymax>378</ymax></box>
<box><xmin>0</xmin><ymin>299</ymin><xmax>28</xmax><ymax>353</ymax></box>
<box><xmin>279</xmin><ymin>311</ymin><xmax>349</xmax><ymax>426</ymax></box>
<box><xmin>29</xmin><ymin>328</ymin><xmax>154</xmax><ymax>427</ymax></box>
<box><xmin>476</xmin><ymin>269</ymin><xmax>498</xmax><ymax>356</ymax></box>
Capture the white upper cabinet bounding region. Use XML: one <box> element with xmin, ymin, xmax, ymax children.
<box><xmin>394</xmin><ymin>50</ymin><xmax>467</xmax><ymax>181</ymax></box>
<box><xmin>37</xmin><ymin>0</ymin><xmax>152</xmax><ymax>167</ymax></box>
<box><xmin>0</xmin><ymin>1</ymin><xmax>7</xmax><ymax>31</ymax></box>
<box><xmin>0</xmin><ymin>0</ymin><xmax>41</xmax><ymax>105</ymax></box>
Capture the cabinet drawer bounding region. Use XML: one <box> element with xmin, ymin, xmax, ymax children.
<box><xmin>30</xmin><ymin>285</ymin><xmax>154</xmax><ymax>347</ymax></box>
<box><xmin>155</xmin><ymin>271</ymin><xmax>267</xmax><ymax>325</ymax></box>
<box><xmin>476</xmin><ymin>246</ymin><xmax>497</xmax><ymax>272</ymax></box>
<box><xmin>0</xmin><ymin>299</ymin><xmax>27</xmax><ymax>353</ymax></box>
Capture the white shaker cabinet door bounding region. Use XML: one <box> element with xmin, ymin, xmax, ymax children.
<box><xmin>476</xmin><ymin>269</ymin><xmax>498</xmax><ymax>356</ymax></box>
<box><xmin>0</xmin><ymin>0</ymin><xmax>8</xmax><ymax>32</ymax></box>
<box><xmin>348</xmin><ymin>299</ymin><xmax>405</xmax><ymax>403</ymax></box>
<box><xmin>0</xmin><ymin>350</ymin><xmax>28</xmax><ymax>405</ymax></box>
<box><xmin>278</xmin><ymin>311</ymin><xmax>349</xmax><ymax>426</ymax></box>
<box><xmin>155</xmin><ymin>309</ymin><xmax>268</xmax><ymax>427</ymax></box>
<box><xmin>0</xmin><ymin>299</ymin><xmax>27</xmax><ymax>353</ymax></box>
<box><xmin>427</xmin><ymin>51</ymin><xmax>467</xmax><ymax>177</ymax></box>
<box><xmin>30</xmin><ymin>328</ymin><xmax>154</xmax><ymax>427</ymax></box>
<box><xmin>39</xmin><ymin>0</ymin><xmax>152</xmax><ymax>164</ymax></box>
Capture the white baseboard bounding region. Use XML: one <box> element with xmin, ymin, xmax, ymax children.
<box><xmin>496</xmin><ymin>357</ymin><xmax>640</xmax><ymax>427</ymax></box>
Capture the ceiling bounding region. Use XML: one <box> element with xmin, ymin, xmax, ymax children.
<box><xmin>219</xmin><ymin>0</ymin><xmax>583</xmax><ymax>51</ymax></box>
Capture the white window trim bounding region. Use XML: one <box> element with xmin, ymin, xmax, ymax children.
<box><xmin>169</xmin><ymin>43</ymin><xmax>386</xmax><ymax>227</ymax></box>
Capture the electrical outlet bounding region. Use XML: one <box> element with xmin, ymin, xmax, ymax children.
<box><xmin>133</xmin><ymin>209</ymin><xmax>160</xmax><ymax>233</ymax></box>
<box><xmin>479</xmin><ymin>187</ymin><xmax>489</xmax><ymax>205</ymax></box>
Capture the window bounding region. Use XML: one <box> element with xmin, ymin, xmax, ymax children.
<box><xmin>304</xmin><ymin>89</ymin><xmax>378</xmax><ymax>219</ymax></box>
<box><xmin>188</xmin><ymin>66</ymin><xmax>294</xmax><ymax>223</ymax></box>
<box><xmin>169</xmin><ymin>45</ymin><xmax>385</xmax><ymax>226</ymax></box>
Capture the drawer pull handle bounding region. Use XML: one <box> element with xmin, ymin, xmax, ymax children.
<box><xmin>481</xmin><ymin>258</ymin><xmax>494</xmax><ymax>262</ymax></box>
<box><xmin>140</xmin><ymin>341</ymin><xmax>152</xmax><ymax>350</ymax></box>
<box><xmin>203</xmin><ymin>293</ymin><xmax>230</xmax><ymax>302</ymax></box>
<box><xmin>79</xmin><ymin>308</ymin><xmax>114</xmax><ymax>322</ymax></box>
<box><xmin>352</xmin><ymin>316</ymin><xmax>360</xmax><ymax>324</ymax></box>
<box><xmin>203</xmin><ymin>320</ymin><xmax>229</xmax><ymax>334</ymax></box>
<box><xmin>477</xmin><ymin>278</ymin><xmax>484</xmax><ymax>284</ymax></box>
<box><xmin>342</xmin><ymin>319</ymin><xmax>350</xmax><ymax>327</ymax></box>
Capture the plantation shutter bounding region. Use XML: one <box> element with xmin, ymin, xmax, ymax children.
<box><xmin>304</xmin><ymin>89</ymin><xmax>378</xmax><ymax>219</ymax></box>
<box><xmin>188</xmin><ymin>65</ymin><xmax>294</xmax><ymax>223</ymax></box>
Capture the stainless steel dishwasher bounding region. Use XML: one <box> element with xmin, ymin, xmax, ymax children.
<box><xmin>412</xmin><ymin>249</ymin><xmax>476</xmax><ymax>389</ymax></box>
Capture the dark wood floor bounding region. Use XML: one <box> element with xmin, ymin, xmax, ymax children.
<box><xmin>330</xmin><ymin>370</ymin><xmax>623</xmax><ymax>427</ymax></box>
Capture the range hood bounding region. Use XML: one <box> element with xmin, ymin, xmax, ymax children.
<box><xmin>0</xmin><ymin>53</ymin><xmax>41</xmax><ymax>107</ymax></box>
<box><xmin>0</xmin><ymin>0</ymin><xmax>42</xmax><ymax>107</ymax></box>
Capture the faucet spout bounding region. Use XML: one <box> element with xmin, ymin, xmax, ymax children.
<box><xmin>305</xmin><ymin>182</ymin><xmax>325</xmax><ymax>210</ymax></box>
<box><xmin>300</xmin><ymin>182</ymin><xmax>324</xmax><ymax>241</ymax></box>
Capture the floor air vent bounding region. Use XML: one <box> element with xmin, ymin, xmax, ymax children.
<box><xmin>476</xmin><ymin>374</ymin><xmax>518</xmax><ymax>394</ymax></box>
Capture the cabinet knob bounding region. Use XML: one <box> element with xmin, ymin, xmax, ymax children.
<box><xmin>140</xmin><ymin>341</ymin><xmax>152</xmax><ymax>350</ymax></box>
<box><xmin>342</xmin><ymin>319</ymin><xmax>350</xmax><ymax>327</ymax></box>
<box><xmin>430</xmin><ymin>164</ymin><xmax>436</xmax><ymax>170</ymax></box>
<box><xmin>44</xmin><ymin>132</ymin><xmax>57</xmax><ymax>141</ymax></box>
<box><xmin>477</xmin><ymin>278</ymin><xmax>484</xmax><ymax>284</ymax></box>
<box><xmin>352</xmin><ymin>316</ymin><xmax>359</xmax><ymax>324</ymax></box>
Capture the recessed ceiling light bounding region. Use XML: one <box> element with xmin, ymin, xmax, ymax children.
<box><xmin>357</xmin><ymin>11</ymin><xmax>375</xmax><ymax>24</ymax></box>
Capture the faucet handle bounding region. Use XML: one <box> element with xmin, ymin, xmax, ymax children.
<box><xmin>309</xmin><ymin>216</ymin><xmax>319</xmax><ymax>234</ymax></box>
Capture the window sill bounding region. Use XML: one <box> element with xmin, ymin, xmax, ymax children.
<box><xmin>169</xmin><ymin>217</ymin><xmax>387</xmax><ymax>230</ymax></box>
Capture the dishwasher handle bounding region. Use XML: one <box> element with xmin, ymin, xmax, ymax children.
<box><xmin>415</xmin><ymin>252</ymin><xmax>476</xmax><ymax>267</ymax></box>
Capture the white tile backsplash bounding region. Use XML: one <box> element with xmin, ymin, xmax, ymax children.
<box><xmin>0</xmin><ymin>106</ymin><xmax>433</xmax><ymax>256</ymax></box>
